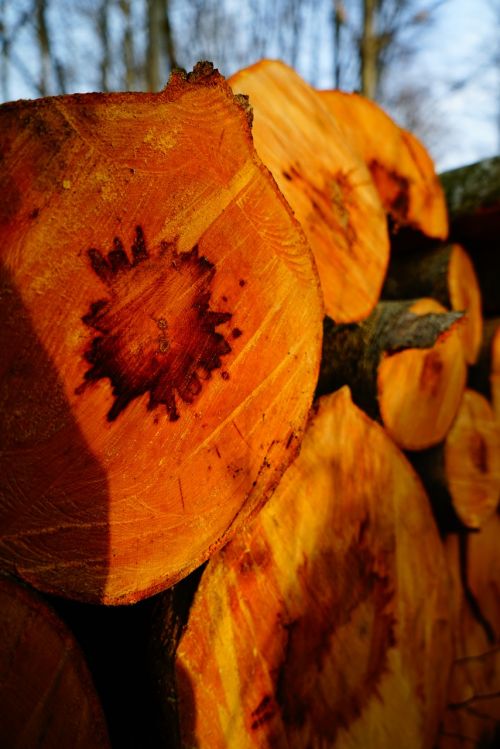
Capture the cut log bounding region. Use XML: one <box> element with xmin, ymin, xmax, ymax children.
<box><xmin>411</xmin><ymin>390</ymin><xmax>500</xmax><ymax>531</ymax></box>
<box><xmin>382</xmin><ymin>243</ymin><xmax>483</xmax><ymax>364</ymax></box>
<box><xmin>0</xmin><ymin>575</ymin><xmax>110</xmax><ymax>748</ymax></box>
<box><xmin>0</xmin><ymin>63</ymin><xmax>323</xmax><ymax>604</ymax></box>
<box><xmin>318</xmin><ymin>298</ymin><xmax>467</xmax><ymax>450</ymax></box>
<box><xmin>440</xmin><ymin>157</ymin><xmax>500</xmax><ymax>317</ymax></box>
<box><xmin>440</xmin><ymin>156</ymin><xmax>500</xmax><ymax>247</ymax></box>
<box><xmin>469</xmin><ymin>318</ymin><xmax>500</xmax><ymax>419</ymax></box>
<box><xmin>438</xmin><ymin>524</ymin><xmax>500</xmax><ymax>748</ymax></box>
<box><xmin>159</xmin><ymin>387</ymin><xmax>454</xmax><ymax>749</ymax></box>
<box><xmin>229</xmin><ymin>59</ymin><xmax>389</xmax><ymax>323</ymax></box>
<box><xmin>318</xmin><ymin>89</ymin><xmax>448</xmax><ymax>239</ymax></box>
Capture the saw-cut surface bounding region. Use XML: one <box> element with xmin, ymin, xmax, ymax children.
<box><xmin>492</xmin><ymin>323</ymin><xmax>500</xmax><ymax>420</ymax></box>
<box><xmin>378</xmin><ymin>298</ymin><xmax>466</xmax><ymax>450</ymax></box>
<box><xmin>230</xmin><ymin>59</ymin><xmax>389</xmax><ymax>323</ymax></box>
<box><xmin>0</xmin><ymin>575</ymin><xmax>110</xmax><ymax>748</ymax></box>
<box><xmin>439</xmin><ymin>525</ymin><xmax>500</xmax><ymax>748</ymax></box>
<box><xmin>0</xmin><ymin>63</ymin><xmax>323</xmax><ymax>604</ymax></box>
<box><xmin>174</xmin><ymin>387</ymin><xmax>453</xmax><ymax>749</ymax></box>
<box><xmin>319</xmin><ymin>89</ymin><xmax>448</xmax><ymax>239</ymax></box>
<box><xmin>444</xmin><ymin>389</ymin><xmax>500</xmax><ymax>529</ymax></box>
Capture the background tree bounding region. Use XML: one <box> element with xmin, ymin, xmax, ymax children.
<box><xmin>0</xmin><ymin>0</ymin><xmax>497</xmax><ymax>168</ymax></box>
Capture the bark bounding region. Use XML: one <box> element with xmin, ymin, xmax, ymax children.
<box><xmin>0</xmin><ymin>575</ymin><xmax>110</xmax><ymax>748</ymax></box>
<box><xmin>411</xmin><ymin>390</ymin><xmax>500</xmax><ymax>531</ymax></box>
<box><xmin>230</xmin><ymin>60</ymin><xmax>390</xmax><ymax>324</ymax></box>
<box><xmin>440</xmin><ymin>156</ymin><xmax>500</xmax><ymax>233</ymax></box>
<box><xmin>0</xmin><ymin>63</ymin><xmax>322</xmax><ymax>604</ymax></box>
<box><xmin>440</xmin><ymin>157</ymin><xmax>500</xmax><ymax>317</ymax></box>
<box><xmin>154</xmin><ymin>388</ymin><xmax>454</xmax><ymax>749</ymax></box>
<box><xmin>382</xmin><ymin>243</ymin><xmax>483</xmax><ymax>364</ymax></box>
<box><xmin>318</xmin><ymin>298</ymin><xmax>466</xmax><ymax>450</ymax></box>
<box><xmin>319</xmin><ymin>89</ymin><xmax>448</xmax><ymax>239</ymax></box>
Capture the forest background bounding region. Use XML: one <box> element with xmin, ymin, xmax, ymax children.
<box><xmin>0</xmin><ymin>0</ymin><xmax>499</xmax><ymax>171</ymax></box>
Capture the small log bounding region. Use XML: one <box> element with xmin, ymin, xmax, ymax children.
<box><xmin>439</xmin><ymin>523</ymin><xmax>500</xmax><ymax>748</ymax></box>
<box><xmin>382</xmin><ymin>243</ymin><xmax>483</xmax><ymax>364</ymax></box>
<box><xmin>318</xmin><ymin>89</ymin><xmax>448</xmax><ymax>239</ymax></box>
<box><xmin>0</xmin><ymin>575</ymin><xmax>110</xmax><ymax>748</ymax></box>
<box><xmin>230</xmin><ymin>59</ymin><xmax>390</xmax><ymax>323</ymax></box>
<box><xmin>157</xmin><ymin>387</ymin><xmax>454</xmax><ymax>749</ymax></box>
<box><xmin>411</xmin><ymin>390</ymin><xmax>500</xmax><ymax>531</ymax></box>
<box><xmin>0</xmin><ymin>63</ymin><xmax>323</xmax><ymax>604</ymax></box>
<box><xmin>469</xmin><ymin>318</ymin><xmax>500</xmax><ymax>419</ymax></box>
<box><xmin>440</xmin><ymin>157</ymin><xmax>500</xmax><ymax>317</ymax></box>
<box><xmin>318</xmin><ymin>298</ymin><xmax>466</xmax><ymax>450</ymax></box>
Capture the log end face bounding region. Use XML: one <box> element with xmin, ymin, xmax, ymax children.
<box><xmin>448</xmin><ymin>243</ymin><xmax>483</xmax><ymax>365</ymax></box>
<box><xmin>378</xmin><ymin>299</ymin><xmax>467</xmax><ymax>450</ymax></box>
<box><xmin>444</xmin><ymin>389</ymin><xmax>500</xmax><ymax>529</ymax></box>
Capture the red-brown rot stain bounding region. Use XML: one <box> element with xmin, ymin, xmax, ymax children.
<box><xmin>78</xmin><ymin>226</ymin><xmax>233</xmax><ymax>421</ymax></box>
<box><xmin>275</xmin><ymin>523</ymin><xmax>396</xmax><ymax>743</ymax></box>
<box><xmin>419</xmin><ymin>350</ymin><xmax>444</xmax><ymax>398</ymax></box>
<box><xmin>469</xmin><ymin>432</ymin><xmax>489</xmax><ymax>474</ymax></box>
<box><xmin>369</xmin><ymin>159</ymin><xmax>410</xmax><ymax>221</ymax></box>
<box><xmin>232</xmin><ymin>328</ymin><xmax>242</xmax><ymax>339</ymax></box>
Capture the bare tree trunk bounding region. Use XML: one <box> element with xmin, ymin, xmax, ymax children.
<box><xmin>360</xmin><ymin>0</ymin><xmax>378</xmax><ymax>99</ymax></box>
<box><xmin>119</xmin><ymin>0</ymin><xmax>135</xmax><ymax>90</ymax></box>
<box><xmin>147</xmin><ymin>0</ymin><xmax>162</xmax><ymax>91</ymax></box>
<box><xmin>0</xmin><ymin>0</ymin><xmax>9</xmax><ymax>100</ymax></box>
<box><xmin>36</xmin><ymin>0</ymin><xmax>51</xmax><ymax>96</ymax></box>
<box><xmin>162</xmin><ymin>0</ymin><xmax>177</xmax><ymax>73</ymax></box>
<box><xmin>98</xmin><ymin>0</ymin><xmax>110</xmax><ymax>92</ymax></box>
<box><xmin>333</xmin><ymin>0</ymin><xmax>345</xmax><ymax>88</ymax></box>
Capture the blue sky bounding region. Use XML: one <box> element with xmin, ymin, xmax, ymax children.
<box><xmin>414</xmin><ymin>0</ymin><xmax>499</xmax><ymax>169</ymax></box>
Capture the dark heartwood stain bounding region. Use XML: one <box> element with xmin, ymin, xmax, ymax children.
<box><xmin>78</xmin><ymin>226</ymin><xmax>233</xmax><ymax>422</ymax></box>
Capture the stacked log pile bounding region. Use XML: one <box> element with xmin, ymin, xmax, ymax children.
<box><xmin>0</xmin><ymin>60</ymin><xmax>498</xmax><ymax>748</ymax></box>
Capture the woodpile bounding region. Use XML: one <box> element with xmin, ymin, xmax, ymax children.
<box><xmin>0</xmin><ymin>61</ymin><xmax>498</xmax><ymax>747</ymax></box>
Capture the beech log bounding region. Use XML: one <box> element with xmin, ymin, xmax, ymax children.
<box><xmin>318</xmin><ymin>298</ymin><xmax>466</xmax><ymax>450</ymax></box>
<box><xmin>318</xmin><ymin>89</ymin><xmax>448</xmax><ymax>239</ymax></box>
<box><xmin>158</xmin><ymin>387</ymin><xmax>454</xmax><ymax>749</ymax></box>
<box><xmin>411</xmin><ymin>390</ymin><xmax>500</xmax><ymax>531</ymax></box>
<box><xmin>439</xmin><ymin>523</ymin><xmax>500</xmax><ymax>748</ymax></box>
<box><xmin>229</xmin><ymin>60</ymin><xmax>389</xmax><ymax>323</ymax></box>
<box><xmin>440</xmin><ymin>157</ymin><xmax>500</xmax><ymax>317</ymax></box>
<box><xmin>0</xmin><ymin>63</ymin><xmax>323</xmax><ymax>603</ymax></box>
<box><xmin>469</xmin><ymin>318</ymin><xmax>500</xmax><ymax>419</ymax></box>
<box><xmin>0</xmin><ymin>575</ymin><xmax>110</xmax><ymax>748</ymax></box>
<box><xmin>382</xmin><ymin>243</ymin><xmax>482</xmax><ymax>364</ymax></box>
<box><xmin>440</xmin><ymin>156</ymin><xmax>500</xmax><ymax>247</ymax></box>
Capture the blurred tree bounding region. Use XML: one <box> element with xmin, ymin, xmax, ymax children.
<box><xmin>0</xmin><ymin>0</ymin><xmax>495</xmax><ymax>167</ymax></box>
